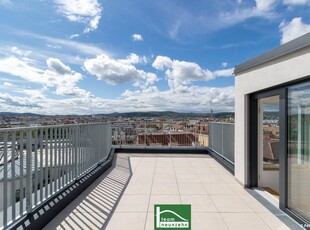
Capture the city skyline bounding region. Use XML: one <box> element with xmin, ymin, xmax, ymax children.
<box><xmin>0</xmin><ymin>0</ymin><xmax>310</xmax><ymax>114</ymax></box>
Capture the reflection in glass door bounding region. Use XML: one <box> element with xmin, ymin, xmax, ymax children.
<box><xmin>288</xmin><ymin>83</ymin><xmax>310</xmax><ymax>221</ymax></box>
<box><xmin>258</xmin><ymin>95</ymin><xmax>280</xmax><ymax>197</ymax></box>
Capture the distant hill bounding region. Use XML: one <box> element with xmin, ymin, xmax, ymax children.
<box><xmin>0</xmin><ymin>112</ymin><xmax>44</xmax><ymax>117</ymax></box>
<box><xmin>0</xmin><ymin>111</ymin><xmax>234</xmax><ymax>118</ymax></box>
<box><xmin>100</xmin><ymin>111</ymin><xmax>234</xmax><ymax>118</ymax></box>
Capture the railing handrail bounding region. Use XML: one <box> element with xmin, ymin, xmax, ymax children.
<box><xmin>0</xmin><ymin>122</ymin><xmax>111</xmax><ymax>132</ymax></box>
<box><xmin>208</xmin><ymin>121</ymin><xmax>234</xmax><ymax>125</ymax></box>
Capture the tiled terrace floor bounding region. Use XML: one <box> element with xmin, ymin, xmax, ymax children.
<box><xmin>44</xmin><ymin>153</ymin><xmax>303</xmax><ymax>230</ymax></box>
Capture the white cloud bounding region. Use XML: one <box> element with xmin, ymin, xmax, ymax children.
<box><xmin>54</xmin><ymin>0</ymin><xmax>102</xmax><ymax>33</ymax></box>
<box><xmin>84</xmin><ymin>54</ymin><xmax>157</xmax><ymax>88</ymax></box>
<box><xmin>0</xmin><ymin>83</ymin><xmax>235</xmax><ymax>114</ymax></box>
<box><xmin>120</xmin><ymin>85</ymin><xmax>235</xmax><ymax>113</ymax></box>
<box><xmin>46</xmin><ymin>58</ymin><xmax>72</xmax><ymax>75</ymax></box>
<box><xmin>17</xmin><ymin>31</ymin><xmax>105</xmax><ymax>56</ymax></box>
<box><xmin>0</xmin><ymin>51</ymin><xmax>91</xmax><ymax>98</ymax></box>
<box><xmin>213</xmin><ymin>69</ymin><xmax>234</xmax><ymax>77</ymax></box>
<box><xmin>44</xmin><ymin>58</ymin><xmax>92</xmax><ymax>97</ymax></box>
<box><xmin>0</xmin><ymin>56</ymin><xmax>44</xmax><ymax>83</ymax></box>
<box><xmin>221</xmin><ymin>62</ymin><xmax>228</xmax><ymax>68</ymax></box>
<box><xmin>279</xmin><ymin>17</ymin><xmax>310</xmax><ymax>44</ymax></box>
<box><xmin>119</xmin><ymin>53</ymin><xmax>147</xmax><ymax>65</ymax></box>
<box><xmin>44</xmin><ymin>37</ymin><xmax>104</xmax><ymax>56</ymax></box>
<box><xmin>3</xmin><ymin>82</ymin><xmax>14</xmax><ymax>87</ymax></box>
<box><xmin>15</xmin><ymin>89</ymin><xmax>45</xmax><ymax>99</ymax></box>
<box><xmin>11</xmin><ymin>46</ymin><xmax>32</xmax><ymax>56</ymax></box>
<box><xmin>218</xmin><ymin>1</ymin><xmax>278</xmax><ymax>28</ymax></box>
<box><xmin>255</xmin><ymin>0</ymin><xmax>279</xmax><ymax>12</ymax></box>
<box><xmin>132</xmin><ymin>34</ymin><xmax>143</xmax><ymax>41</ymax></box>
<box><xmin>70</xmin><ymin>34</ymin><xmax>80</xmax><ymax>39</ymax></box>
<box><xmin>152</xmin><ymin>56</ymin><xmax>173</xmax><ymax>70</ymax></box>
<box><xmin>152</xmin><ymin>56</ymin><xmax>234</xmax><ymax>90</ymax></box>
<box><xmin>283</xmin><ymin>0</ymin><xmax>310</xmax><ymax>5</ymax></box>
<box><xmin>0</xmin><ymin>93</ymin><xmax>41</xmax><ymax>108</ymax></box>
<box><xmin>47</xmin><ymin>44</ymin><xmax>62</xmax><ymax>49</ymax></box>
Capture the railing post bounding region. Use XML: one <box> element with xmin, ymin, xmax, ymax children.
<box><xmin>3</xmin><ymin>131</ymin><xmax>8</xmax><ymax>228</ymax></box>
<box><xmin>26</xmin><ymin>129</ymin><xmax>33</xmax><ymax>214</ymax></box>
<box><xmin>75</xmin><ymin>126</ymin><xmax>79</xmax><ymax>178</ymax></box>
<box><xmin>221</xmin><ymin>123</ymin><xmax>224</xmax><ymax>157</ymax></box>
<box><xmin>11</xmin><ymin>131</ymin><xmax>16</xmax><ymax>221</ymax></box>
<box><xmin>39</xmin><ymin>128</ymin><xmax>44</xmax><ymax>203</ymax></box>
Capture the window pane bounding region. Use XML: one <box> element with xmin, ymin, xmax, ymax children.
<box><xmin>288</xmin><ymin>82</ymin><xmax>310</xmax><ymax>221</ymax></box>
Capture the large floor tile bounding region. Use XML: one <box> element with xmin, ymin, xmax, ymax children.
<box><xmin>59</xmin><ymin>212</ymin><xmax>107</xmax><ymax>230</ymax></box>
<box><xmin>124</xmin><ymin>182</ymin><xmax>152</xmax><ymax>194</ymax></box>
<box><xmin>153</xmin><ymin>174</ymin><xmax>177</xmax><ymax>183</ymax></box>
<box><xmin>178</xmin><ymin>182</ymin><xmax>207</xmax><ymax>194</ymax></box>
<box><xmin>193</xmin><ymin>167</ymin><xmax>217</xmax><ymax>174</ymax></box>
<box><xmin>210</xmin><ymin>195</ymin><xmax>253</xmax><ymax>212</ymax></box>
<box><xmin>257</xmin><ymin>213</ymin><xmax>291</xmax><ymax>230</ymax></box>
<box><xmin>114</xmin><ymin>194</ymin><xmax>149</xmax><ymax>212</ymax></box>
<box><xmin>139</xmin><ymin>157</ymin><xmax>157</xmax><ymax>162</ymax></box>
<box><xmin>148</xmin><ymin>194</ymin><xmax>181</xmax><ymax>212</ymax></box>
<box><xmin>240</xmin><ymin>195</ymin><xmax>270</xmax><ymax>213</ymax></box>
<box><xmin>145</xmin><ymin>213</ymin><xmax>154</xmax><ymax>230</ymax></box>
<box><xmin>227</xmin><ymin>182</ymin><xmax>250</xmax><ymax>195</ymax></box>
<box><xmin>134</xmin><ymin>167</ymin><xmax>155</xmax><ymax>175</ymax></box>
<box><xmin>156</xmin><ymin>161</ymin><xmax>174</xmax><ymax>168</ymax></box>
<box><xmin>176</xmin><ymin>174</ymin><xmax>200</xmax><ymax>182</ymax></box>
<box><xmin>219</xmin><ymin>174</ymin><xmax>236</xmax><ymax>183</ymax></box>
<box><xmin>130</xmin><ymin>174</ymin><xmax>154</xmax><ymax>183</ymax></box>
<box><xmin>151</xmin><ymin>182</ymin><xmax>179</xmax><ymax>194</ymax></box>
<box><xmin>192</xmin><ymin>213</ymin><xmax>229</xmax><ymax>230</ymax></box>
<box><xmin>154</xmin><ymin>167</ymin><xmax>175</xmax><ymax>175</ymax></box>
<box><xmin>203</xmin><ymin>182</ymin><xmax>237</xmax><ymax>195</ymax></box>
<box><xmin>106</xmin><ymin>213</ymin><xmax>147</xmax><ymax>230</ymax></box>
<box><xmin>197</xmin><ymin>174</ymin><xmax>223</xmax><ymax>182</ymax></box>
<box><xmin>174</xmin><ymin>167</ymin><xmax>196</xmax><ymax>175</ymax></box>
<box><xmin>181</xmin><ymin>194</ymin><xmax>218</xmax><ymax>212</ymax></box>
<box><xmin>221</xmin><ymin>213</ymin><xmax>272</xmax><ymax>230</ymax></box>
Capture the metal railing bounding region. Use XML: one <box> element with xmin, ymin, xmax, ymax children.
<box><xmin>0</xmin><ymin>123</ymin><xmax>111</xmax><ymax>229</ymax></box>
<box><xmin>208</xmin><ymin>122</ymin><xmax>234</xmax><ymax>164</ymax></box>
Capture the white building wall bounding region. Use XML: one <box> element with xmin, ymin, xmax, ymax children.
<box><xmin>235</xmin><ymin>46</ymin><xmax>310</xmax><ymax>186</ymax></box>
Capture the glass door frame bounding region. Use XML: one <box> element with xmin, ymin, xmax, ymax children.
<box><xmin>249</xmin><ymin>88</ymin><xmax>287</xmax><ymax>210</ymax></box>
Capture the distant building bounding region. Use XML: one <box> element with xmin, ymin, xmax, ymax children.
<box><xmin>137</xmin><ymin>133</ymin><xmax>196</xmax><ymax>146</ymax></box>
<box><xmin>198</xmin><ymin>134</ymin><xmax>208</xmax><ymax>147</ymax></box>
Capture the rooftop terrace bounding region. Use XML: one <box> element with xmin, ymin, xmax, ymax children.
<box><xmin>44</xmin><ymin>152</ymin><xmax>302</xmax><ymax>230</ymax></box>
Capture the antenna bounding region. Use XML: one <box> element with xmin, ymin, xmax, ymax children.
<box><xmin>234</xmin><ymin>44</ymin><xmax>238</xmax><ymax>67</ymax></box>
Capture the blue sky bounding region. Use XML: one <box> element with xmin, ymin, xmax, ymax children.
<box><xmin>0</xmin><ymin>0</ymin><xmax>309</xmax><ymax>114</ymax></box>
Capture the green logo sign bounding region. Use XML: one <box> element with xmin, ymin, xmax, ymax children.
<box><xmin>154</xmin><ymin>204</ymin><xmax>191</xmax><ymax>230</ymax></box>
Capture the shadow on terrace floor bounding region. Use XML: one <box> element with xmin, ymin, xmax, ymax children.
<box><xmin>43</xmin><ymin>153</ymin><xmax>131</xmax><ymax>230</ymax></box>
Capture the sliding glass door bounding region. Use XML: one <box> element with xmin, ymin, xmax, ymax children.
<box><xmin>257</xmin><ymin>96</ymin><xmax>280</xmax><ymax>196</ymax></box>
<box><xmin>288</xmin><ymin>82</ymin><xmax>310</xmax><ymax>221</ymax></box>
